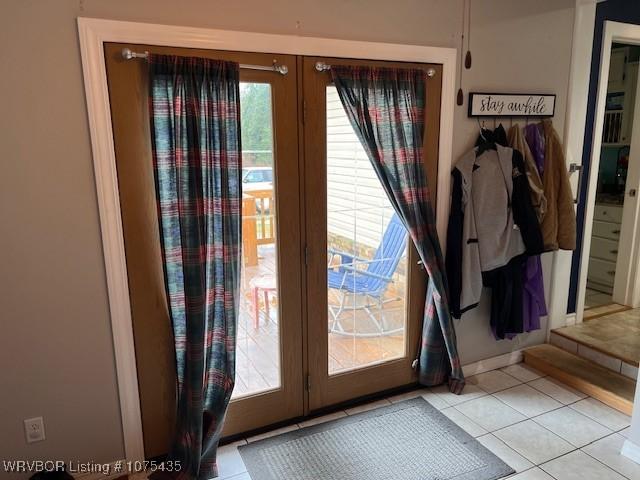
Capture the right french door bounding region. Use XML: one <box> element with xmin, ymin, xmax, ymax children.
<box><xmin>302</xmin><ymin>57</ymin><xmax>443</xmax><ymax>410</ymax></box>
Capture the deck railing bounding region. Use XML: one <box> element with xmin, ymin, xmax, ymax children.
<box><xmin>243</xmin><ymin>188</ymin><xmax>276</xmax><ymax>266</ymax></box>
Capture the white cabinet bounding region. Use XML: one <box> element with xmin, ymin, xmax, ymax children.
<box><xmin>588</xmin><ymin>203</ymin><xmax>623</xmax><ymax>293</ymax></box>
<box><xmin>594</xmin><ymin>204</ymin><xmax>624</xmax><ymax>223</ymax></box>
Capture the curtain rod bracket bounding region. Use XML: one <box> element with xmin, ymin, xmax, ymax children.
<box><xmin>121</xmin><ymin>48</ymin><xmax>149</xmax><ymax>60</ymax></box>
<box><xmin>273</xmin><ymin>64</ymin><xmax>288</xmax><ymax>75</ymax></box>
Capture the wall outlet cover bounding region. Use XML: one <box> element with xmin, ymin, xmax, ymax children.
<box><xmin>24</xmin><ymin>417</ymin><xmax>45</xmax><ymax>443</ymax></box>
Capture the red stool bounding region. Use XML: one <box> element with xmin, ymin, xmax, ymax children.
<box><xmin>249</xmin><ymin>274</ymin><xmax>277</xmax><ymax>328</ymax></box>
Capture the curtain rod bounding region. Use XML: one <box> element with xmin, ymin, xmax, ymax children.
<box><xmin>121</xmin><ymin>48</ymin><xmax>289</xmax><ymax>75</ymax></box>
<box><xmin>315</xmin><ymin>61</ymin><xmax>436</xmax><ymax>78</ymax></box>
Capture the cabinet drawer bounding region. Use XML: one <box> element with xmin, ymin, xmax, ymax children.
<box><xmin>589</xmin><ymin>236</ymin><xmax>620</xmax><ymax>262</ymax></box>
<box><xmin>594</xmin><ymin>204</ymin><xmax>623</xmax><ymax>223</ymax></box>
<box><xmin>588</xmin><ymin>257</ymin><xmax>616</xmax><ymax>287</ymax></box>
<box><xmin>593</xmin><ymin>220</ymin><xmax>622</xmax><ymax>240</ymax></box>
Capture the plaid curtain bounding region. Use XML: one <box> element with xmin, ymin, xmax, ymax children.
<box><xmin>331</xmin><ymin>65</ymin><xmax>465</xmax><ymax>393</ymax></box>
<box><xmin>148</xmin><ymin>54</ymin><xmax>241</xmax><ymax>479</ymax></box>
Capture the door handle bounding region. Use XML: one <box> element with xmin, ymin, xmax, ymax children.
<box><xmin>569</xmin><ymin>163</ymin><xmax>583</xmax><ymax>204</ymax></box>
<box><xmin>629</xmin><ymin>189</ymin><xmax>637</xmax><ymax>197</ymax></box>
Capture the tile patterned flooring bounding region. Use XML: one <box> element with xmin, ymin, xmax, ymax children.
<box><xmin>584</xmin><ymin>302</ymin><xmax>630</xmax><ymax>321</ymax></box>
<box><xmin>552</xmin><ymin>308</ymin><xmax>640</xmax><ymax>368</ymax></box>
<box><xmin>585</xmin><ymin>288</ymin><xmax>614</xmax><ymax>309</ymax></box>
<box><xmin>217</xmin><ymin>362</ymin><xmax>638</xmax><ymax>480</ymax></box>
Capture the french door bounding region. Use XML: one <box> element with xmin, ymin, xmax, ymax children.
<box><xmin>105</xmin><ymin>44</ymin><xmax>303</xmax><ymax>456</ymax></box>
<box><xmin>303</xmin><ymin>57</ymin><xmax>441</xmax><ymax>409</ymax></box>
<box><xmin>105</xmin><ymin>44</ymin><xmax>441</xmax><ymax>458</ymax></box>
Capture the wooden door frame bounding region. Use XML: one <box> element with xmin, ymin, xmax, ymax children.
<box><xmin>78</xmin><ymin>17</ymin><xmax>456</xmax><ymax>463</ymax></box>
<box><xmin>575</xmin><ymin>20</ymin><xmax>640</xmax><ymax>323</ymax></box>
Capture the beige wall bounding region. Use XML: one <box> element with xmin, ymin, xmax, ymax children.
<box><xmin>452</xmin><ymin>1</ymin><xmax>575</xmax><ymax>364</ymax></box>
<box><xmin>0</xmin><ymin>0</ymin><xmax>574</xmax><ymax>472</ymax></box>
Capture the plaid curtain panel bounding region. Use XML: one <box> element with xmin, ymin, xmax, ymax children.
<box><xmin>148</xmin><ymin>54</ymin><xmax>242</xmax><ymax>479</ymax></box>
<box><xmin>331</xmin><ymin>65</ymin><xmax>465</xmax><ymax>394</ymax></box>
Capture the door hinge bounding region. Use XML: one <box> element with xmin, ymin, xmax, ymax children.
<box><xmin>305</xmin><ymin>374</ymin><xmax>311</xmax><ymax>391</ymax></box>
<box><xmin>304</xmin><ymin>245</ymin><xmax>309</xmax><ymax>265</ymax></box>
<box><xmin>303</xmin><ymin>100</ymin><xmax>307</xmax><ymax>125</ymax></box>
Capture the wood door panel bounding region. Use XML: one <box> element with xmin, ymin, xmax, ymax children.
<box><xmin>303</xmin><ymin>56</ymin><xmax>442</xmax><ymax>410</ymax></box>
<box><xmin>104</xmin><ymin>43</ymin><xmax>304</xmax><ymax>456</ymax></box>
<box><xmin>104</xmin><ymin>43</ymin><xmax>176</xmax><ymax>459</ymax></box>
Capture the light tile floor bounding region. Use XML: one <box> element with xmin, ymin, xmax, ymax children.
<box><xmin>216</xmin><ymin>362</ymin><xmax>636</xmax><ymax>480</ymax></box>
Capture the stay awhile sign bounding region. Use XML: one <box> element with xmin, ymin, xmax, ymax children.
<box><xmin>468</xmin><ymin>92</ymin><xmax>556</xmax><ymax>118</ymax></box>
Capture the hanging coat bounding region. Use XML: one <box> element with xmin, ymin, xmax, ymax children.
<box><xmin>446</xmin><ymin>145</ymin><xmax>525</xmax><ymax>318</ymax></box>
<box><xmin>509</xmin><ymin>124</ymin><xmax>546</xmax><ymax>336</ymax></box>
<box><xmin>540</xmin><ymin>119</ymin><xmax>576</xmax><ymax>251</ymax></box>
<box><xmin>508</xmin><ymin>125</ymin><xmax>546</xmax><ymax>223</ymax></box>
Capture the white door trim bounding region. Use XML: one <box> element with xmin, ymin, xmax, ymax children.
<box><xmin>614</xmin><ymin>50</ymin><xmax>640</xmax><ymax>307</ymax></box>
<box><xmin>77</xmin><ymin>17</ymin><xmax>457</xmax><ymax>461</ymax></box>
<box><xmin>547</xmin><ymin>0</ymin><xmax>597</xmax><ymax>332</ymax></box>
<box><xmin>576</xmin><ymin>20</ymin><xmax>640</xmax><ymax>322</ymax></box>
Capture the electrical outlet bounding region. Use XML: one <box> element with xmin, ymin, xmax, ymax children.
<box><xmin>24</xmin><ymin>417</ymin><xmax>45</xmax><ymax>443</ymax></box>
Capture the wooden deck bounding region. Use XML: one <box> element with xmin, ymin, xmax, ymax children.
<box><xmin>232</xmin><ymin>244</ymin><xmax>406</xmax><ymax>399</ymax></box>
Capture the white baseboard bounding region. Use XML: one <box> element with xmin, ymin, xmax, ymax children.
<box><xmin>462</xmin><ymin>350</ymin><xmax>524</xmax><ymax>377</ymax></box>
<box><xmin>622</xmin><ymin>439</ymin><xmax>640</xmax><ymax>465</ymax></box>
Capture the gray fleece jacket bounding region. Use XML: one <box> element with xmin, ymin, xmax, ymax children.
<box><xmin>456</xmin><ymin>144</ymin><xmax>526</xmax><ymax>313</ymax></box>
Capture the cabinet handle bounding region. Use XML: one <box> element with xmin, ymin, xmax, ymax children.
<box><xmin>611</xmin><ymin>249</ymin><xmax>619</xmax><ymax>254</ymax></box>
<box><xmin>613</xmin><ymin>229</ymin><xmax>621</xmax><ymax>234</ymax></box>
<box><xmin>608</xmin><ymin>270</ymin><xmax>616</xmax><ymax>276</ymax></box>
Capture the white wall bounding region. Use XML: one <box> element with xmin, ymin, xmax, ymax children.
<box><xmin>0</xmin><ymin>0</ymin><xmax>574</xmax><ymax>472</ymax></box>
<box><xmin>451</xmin><ymin>1</ymin><xmax>575</xmax><ymax>364</ymax></box>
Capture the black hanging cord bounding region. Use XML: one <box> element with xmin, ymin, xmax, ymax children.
<box><xmin>465</xmin><ymin>0</ymin><xmax>472</xmax><ymax>69</ymax></box>
<box><xmin>456</xmin><ymin>0</ymin><xmax>465</xmax><ymax>105</ymax></box>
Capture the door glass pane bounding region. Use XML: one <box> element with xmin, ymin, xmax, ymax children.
<box><xmin>233</xmin><ymin>82</ymin><xmax>281</xmax><ymax>399</ymax></box>
<box><xmin>326</xmin><ymin>85</ymin><xmax>408</xmax><ymax>375</ymax></box>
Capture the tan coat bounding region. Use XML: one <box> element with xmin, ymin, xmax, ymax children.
<box><xmin>540</xmin><ymin>119</ymin><xmax>576</xmax><ymax>251</ymax></box>
<box><xmin>508</xmin><ymin>125</ymin><xmax>546</xmax><ymax>223</ymax></box>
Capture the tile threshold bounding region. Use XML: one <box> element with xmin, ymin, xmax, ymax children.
<box><xmin>551</xmin><ymin>328</ymin><xmax>639</xmax><ymax>368</ymax></box>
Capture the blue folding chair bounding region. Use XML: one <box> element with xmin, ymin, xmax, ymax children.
<box><xmin>327</xmin><ymin>214</ymin><xmax>408</xmax><ymax>337</ymax></box>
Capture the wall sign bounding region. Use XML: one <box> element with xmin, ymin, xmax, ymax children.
<box><xmin>468</xmin><ymin>92</ymin><xmax>556</xmax><ymax>117</ymax></box>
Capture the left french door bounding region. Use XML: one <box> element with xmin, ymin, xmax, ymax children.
<box><xmin>104</xmin><ymin>43</ymin><xmax>303</xmax><ymax>457</ymax></box>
